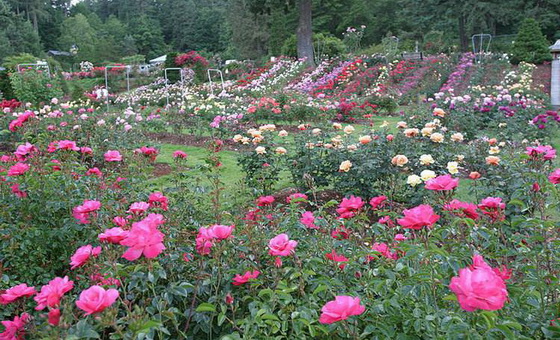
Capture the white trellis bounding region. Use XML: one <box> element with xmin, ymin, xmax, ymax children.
<box><xmin>207</xmin><ymin>69</ymin><xmax>225</xmax><ymax>97</ymax></box>
<box><xmin>17</xmin><ymin>63</ymin><xmax>51</xmax><ymax>78</ymax></box>
<box><xmin>163</xmin><ymin>68</ymin><xmax>188</xmax><ymax>107</ymax></box>
<box><xmin>472</xmin><ymin>34</ymin><xmax>492</xmax><ymax>62</ymax></box>
<box><xmin>104</xmin><ymin>65</ymin><xmax>132</xmax><ymax>110</ymax></box>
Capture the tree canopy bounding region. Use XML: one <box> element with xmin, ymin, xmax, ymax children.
<box><xmin>1</xmin><ymin>0</ymin><xmax>559</xmax><ymax>65</ymax></box>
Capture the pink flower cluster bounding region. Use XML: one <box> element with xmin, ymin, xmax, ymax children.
<box><xmin>336</xmin><ymin>195</ymin><xmax>364</xmax><ymax>218</ymax></box>
<box><xmin>195</xmin><ymin>224</ymin><xmax>235</xmax><ymax>255</ymax></box>
<box><xmin>121</xmin><ymin>213</ymin><xmax>166</xmax><ymax>261</ymax></box>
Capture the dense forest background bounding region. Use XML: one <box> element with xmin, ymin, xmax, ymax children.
<box><xmin>1</xmin><ymin>0</ymin><xmax>560</xmax><ymax>65</ymax></box>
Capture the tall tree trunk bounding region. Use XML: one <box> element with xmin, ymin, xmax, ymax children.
<box><xmin>458</xmin><ymin>14</ymin><xmax>468</xmax><ymax>52</ymax></box>
<box><xmin>296</xmin><ymin>0</ymin><xmax>314</xmax><ymax>66</ymax></box>
<box><xmin>32</xmin><ymin>11</ymin><xmax>38</xmax><ymax>33</ymax></box>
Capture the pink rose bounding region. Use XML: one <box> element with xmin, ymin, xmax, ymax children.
<box><xmin>128</xmin><ymin>201</ymin><xmax>150</xmax><ymax>214</ymax></box>
<box><xmin>7</xmin><ymin>162</ymin><xmax>29</xmax><ymax>176</ymax></box>
<box><xmin>369</xmin><ymin>195</ymin><xmax>387</xmax><ymax>210</ymax></box>
<box><xmin>173</xmin><ymin>150</ymin><xmax>188</xmax><ymax>159</ymax></box>
<box><xmin>319</xmin><ymin>296</ymin><xmax>365</xmax><ymax>324</ymax></box>
<box><xmin>397</xmin><ymin>204</ymin><xmax>440</xmax><ymax>230</ymax></box>
<box><xmin>300</xmin><ymin>211</ymin><xmax>318</xmax><ymax>229</ymax></box>
<box><xmin>232</xmin><ymin>270</ymin><xmax>260</xmax><ymax>286</ymax></box>
<box><xmin>34</xmin><ymin>276</ymin><xmax>74</xmax><ymax>310</ymax></box>
<box><xmin>104</xmin><ymin>150</ymin><xmax>122</xmax><ymax>162</ymax></box>
<box><xmin>99</xmin><ymin>227</ymin><xmax>129</xmax><ymax>244</ymax></box>
<box><xmin>325</xmin><ymin>250</ymin><xmax>349</xmax><ymax>269</ymax></box>
<box><xmin>206</xmin><ymin>224</ymin><xmax>233</xmax><ymax>240</ymax></box>
<box><xmin>268</xmin><ymin>233</ymin><xmax>297</xmax><ymax>256</ymax></box>
<box><xmin>70</xmin><ymin>245</ymin><xmax>101</xmax><ymax>269</ymax></box>
<box><xmin>444</xmin><ymin>199</ymin><xmax>479</xmax><ymax>220</ymax></box>
<box><xmin>76</xmin><ymin>286</ymin><xmax>119</xmax><ymax>315</ymax></box>
<box><xmin>449</xmin><ymin>255</ymin><xmax>508</xmax><ymax>311</ymax></box>
<box><xmin>336</xmin><ymin>195</ymin><xmax>365</xmax><ymax>219</ymax></box>
<box><xmin>425</xmin><ymin>174</ymin><xmax>459</xmax><ymax>191</ymax></box>
<box><xmin>0</xmin><ymin>284</ymin><xmax>36</xmax><ymax>305</ymax></box>
<box><xmin>120</xmin><ymin>217</ymin><xmax>166</xmax><ymax>261</ymax></box>
<box><xmin>256</xmin><ymin>195</ymin><xmax>275</xmax><ymax>206</ymax></box>
<box><xmin>549</xmin><ymin>168</ymin><xmax>560</xmax><ymax>184</ymax></box>
<box><xmin>48</xmin><ymin>308</ymin><xmax>61</xmax><ymax>326</ymax></box>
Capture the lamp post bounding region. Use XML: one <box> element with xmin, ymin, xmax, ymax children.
<box><xmin>549</xmin><ymin>39</ymin><xmax>560</xmax><ymax>110</ymax></box>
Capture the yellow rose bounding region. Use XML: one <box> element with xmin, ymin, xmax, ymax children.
<box><xmin>420</xmin><ymin>170</ymin><xmax>436</xmax><ymax>181</ymax></box>
<box><xmin>343</xmin><ymin>125</ymin><xmax>355</xmax><ymax>134</ymax></box>
<box><xmin>447</xmin><ymin>161</ymin><xmax>460</xmax><ymax>174</ymax></box>
<box><xmin>278</xmin><ymin>130</ymin><xmax>288</xmax><ymax>137</ymax></box>
<box><xmin>275</xmin><ymin>147</ymin><xmax>287</xmax><ymax>154</ymax></box>
<box><xmin>430</xmin><ymin>133</ymin><xmax>444</xmax><ymax>143</ymax></box>
<box><xmin>391</xmin><ymin>154</ymin><xmax>409</xmax><ymax>167</ymax></box>
<box><xmin>404</xmin><ymin>128</ymin><xmax>420</xmax><ymax>137</ymax></box>
<box><xmin>489</xmin><ymin>147</ymin><xmax>500</xmax><ymax>154</ymax></box>
<box><xmin>332</xmin><ymin>122</ymin><xmax>342</xmax><ymax>129</ymax></box>
<box><xmin>255</xmin><ymin>146</ymin><xmax>266</xmax><ymax>154</ymax></box>
<box><xmin>451</xmin><ymin>133</ymin><xmax>464</xmax><ymax>142</ymax></box>
<box><xmin>407</xmin><ymin>174</ymin><xmax>422</xmax><ymax>186</ymax></box>
<box><xmin>421</xmin><ymin>127</ymin><xmax>434</xmax><ymax>137</ymax></box>
<box><xmin>419</xmin><ymin>154</ymin><xmax>435</xmax><ymax>165</ymax></box>
<box><xmin>339</xmin><ymin>160</ymin><xmax>352</xmax><ymax>172</ymax></box>
<box><xmin>433</xmin><ymin>108</ymin><xmax>446</xmax><ymax>117</ymax></box>
<box><xmin>397</xmin><ymin>121</ymin><xmax>408</xmax><ymax>129</ymax></box>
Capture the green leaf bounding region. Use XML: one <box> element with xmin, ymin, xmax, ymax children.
<box><xmin>196</xmin><ymin>302</ymin><xmax>217</xmax><ymax>312</ymax></box>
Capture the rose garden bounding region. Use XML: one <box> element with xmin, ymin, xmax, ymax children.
<box><xmin>0</xmin><ymin>5</ymin><xmax>560</xmax><ymax>339</ymax></box>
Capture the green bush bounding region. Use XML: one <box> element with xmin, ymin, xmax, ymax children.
<box><xmin>511</xmin><ymin>18</ymin><xmax>552</xmax><ymax>64</ymax></box>
<box><xmin>9</xmin><ymin>71</ymin><xmax>64</xmax><ymax>105</ymax></box>
<box><xmin>281</xmin><ymin>33</ymin><xmax>346</xmax><ymax>60</ymax></box>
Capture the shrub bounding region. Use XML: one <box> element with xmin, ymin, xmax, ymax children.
<box><xmin>511</xmin><ymin>18</ymin><xmax>552</xmax><ymax>64</ymax></box>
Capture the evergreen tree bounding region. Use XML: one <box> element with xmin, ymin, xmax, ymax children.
<box><xmin>511</xmin><ymin>18</ymin><xmax>551</xmax><ymax>64</ymax></box>
<box><xmin>57</xmin><ymin>13</ymin><xmax>98</xmax><ymax>62</ymax></box>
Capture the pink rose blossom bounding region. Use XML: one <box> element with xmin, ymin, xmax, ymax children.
<box><xmin>120</xmin><ymin>217</ymin><xmax>166</xmax><ymax>261</ymax></box>
<box><xmin>48</xmin><ymin>308</ymin><xmax>61</xmax><ymax>326</ymax></box>
<box><xmin>128</xmin><ymin>201</ymin><xmax>150</xmax><ymax>214</ymax></box>
<box><xmin>98</xmin><ymin>227</ymin><xmax>129</xmax><ymax>244</ymax></box>
<box><xmin>444</xmin><ymin>199</ymin><xmax>479</xmax><ymax>220</ymax></box>
<box><xmin>425</xmin><ymin>174</ymin><xmax>459</xmax><ymax>191</ymax></box>
<box><xmin>318</xmin><ymin>296</ymin><xmax>365</xmax><ymax>324</ymax></box>
<box><xmin>232</xmin><ymin>270</ymin><xmax>260</xmax><ymax>286</ymax></box>
<box><xmin>70</xmin><ymin>245</ymin><xmax>101</xmax><ymax>269</ymax></box>
<box><xmin>300</xmin><ymin>211</ymin><xmax>318</xmax><ymax>229</ymax></box>
<box><xmin>549</xmin><ymin>168</ymin><xmax>560</xmax><ymax>184</ymax></box>
<box><xmin>76</xmin><ymin>286</ymin><xmax>119</xmax><ymax>315</ymax></box>
<box><xmin>148</xmin><ymin>192</ymin><xmax>169</xmax><ymax>211</ymax></box>
<box><xmin>449</xmin><ymin>255</ymin><xmax>508</xmax><ymax>312</ymax></box>
<box><xmin>256</xmin><ymin>195</ymin><xmax>275</xmax><ymax>206</ymax></box>
<box><xmin>371</xmin><ymin>242</ymin><xmax>398</xmax><ymax>260</ymax></box>
<box><xmin>336</xmin><ymin>195</ymin><xmax>365</xmax><ymax>218</ymax></box>
<box><xmin>397</xmin><ymin>204</ymin><xmax>440</xmax><ymax>230</ymax></box>
<box><xmin>0</xmin><ymin>284</ymin><xmax>36</xmax><ymax>305</ymax></box>
<box><xmin>72</xmin><ymin>200</ymin><xmax>101</xmax><ymax>224</ymax></box>
<box><xmin>369</xmin><ymin>195</ymin><xmax>387</xmax><ymax>210</ymax></box>
<box><xmin>0</xmin><ymin>313</ymin><xmax>30</xmax><ymax>340</ymax></box>
<box><xmin>173</xmin><ymin>150</ymin><xmax>188</xmax><ymax>159</ymax></box>
<box><xmin>286</xmin><ymin>193</ymin><xmax>308</xmax><ymax>203</ymax></box>
<box><xmin>7</xmin><ymin>163</ymin><xmax>29</xmax><ymax>176</ymax></box>
<box><xmin>104</xmin><ymin>150</ymin><xmax>122</xmax><ymax>162</ymax></box>
<box><xmin>34</xmin><ymin>276</ymin><xmax>74</xmax><ymax>310</ymax></box>
<box><xmin>268</xmin><ymin>233</ymin><xmax>297</xmax><ymax>256</ymax></box>
<box><xmin>325</xmin><ymin>250</ymin><xmax>349</xmax><ymax>269</ymax></box>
